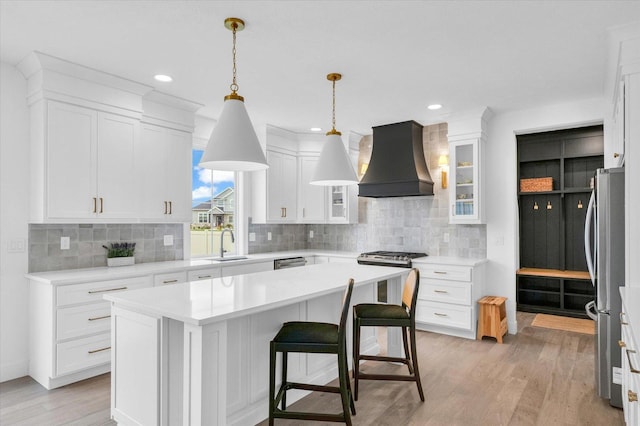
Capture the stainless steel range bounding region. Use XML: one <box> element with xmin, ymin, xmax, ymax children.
<box><xmin>357</xmin><ymin>251</ymin><xmax>428</xmax><ymax>268</ymax></box>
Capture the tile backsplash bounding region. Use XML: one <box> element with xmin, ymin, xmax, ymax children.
<box><xmin>28</xmin><ymin>223</ymin><xmax>183</xmax><ymax>273</ymax></box>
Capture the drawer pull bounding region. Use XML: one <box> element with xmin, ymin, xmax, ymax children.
<box><xmin>629</xmin><ymin>390</ymin><xmax>638</xmax><ymax>403</ymax></box>
<box><xmin>88</xmin><ymin>286</ymin><xmax>127</xmax><ymax>294</ymax></box>
<box><xmin>620</xmin><ymin>340</ymin><xmax>627</xmax><ymax>348</ymax></box>
<box><xmin>88</xmin><ymin>346</ymin><xmax>111</xmax><ymax>354</ymax></box>
<box><xmin>621</xmin><ymin>312</ymin><xmax>629</xmax><ymax>325</ymax></box>
<box><xmin>434</xmin><ymin>312</ymin><xmax>448</xmax><ymax>317</ymax></box>
<box><xmin>88</xmin><ymin>315</ymin><xmax>111</xmax><ymax>321</ymax></box>
<box><xmin>434</xmin><ymin>271</ymin><xmax>448</xmax><ymax>275</ymax></box>
<box><xmin>626</xmin><ymin>349</ymin><xmax>640</xmax><ymax>374</ymax></box>
<box><xmin>196</xmin><ymin>275</ymin><xmax>212</xmax><ymax>279</ymax></box>
<box><xmin>163</xmin><ymin>279</ymin><xmax>179</xmax><ymax>284</ymax></box>
<box><xmin>434</xmin><ymin>289</ymin><xmax>449</xmax><ymax>294</ymax></box>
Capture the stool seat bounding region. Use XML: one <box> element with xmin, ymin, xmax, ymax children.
<box><xmin>354</xmin><ymin>304</ymin><xmax>410</xmax><ymax>321</ymax></box>
<box><xmin>477</xmin><ymin>296</ymin><xmax>508</xmax><ymax>343</ymax></box>
<box><xmin>273</xmin><ymin>321</ymin><xmax>339</xmax><ymax>345</ymax></box>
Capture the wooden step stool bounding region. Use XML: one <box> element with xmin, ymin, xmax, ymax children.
<box><xmin>477</xmin><ymin>296</ymin><xmax>508</xmax><ymax>343</ymax></box>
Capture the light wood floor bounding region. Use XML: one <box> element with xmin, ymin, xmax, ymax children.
<box><xmin>0</xmin><ymin>312</ymin><xmax>623</xmax><ymax>425</ymax></box>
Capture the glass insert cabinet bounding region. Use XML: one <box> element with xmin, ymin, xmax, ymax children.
<box><xmin>449</xmin><ymin>138</ymin><xmax>483</xmax><ymax>224</ymax></box>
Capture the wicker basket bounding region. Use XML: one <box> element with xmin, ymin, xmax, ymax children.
<box><xmin>520</xmin><ymin>177</ymin><xmax>553</xmax><ymax>192</ymax></box>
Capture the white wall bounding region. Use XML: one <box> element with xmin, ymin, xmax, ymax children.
<box><xmin>0</xmin><ymin>62</ymin><xmax>30</xmax><ymax>381</ymax></box>
<box><xmin>485</xmin><ymin>97</ymin><xmax>604</xmax><ymax>333</ymax></box>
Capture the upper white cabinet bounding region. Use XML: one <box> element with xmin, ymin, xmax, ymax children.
<box><xmin>18</xmin><ymin>52</ymin><xmax>201</xmax><ymax>223</ymax></box>
<box><xmin>328</xmin><ymin>185</ymin><xmax>357</xmax><ymax>223</ymax></box>
<box><xmin>139</xmin><ymin>124</ymin><xmax>192</xmax><ymax>222</ymax></box>
<box><xmin>266</xmin><ymin>149</ymin><xmax>298</xmax><ymax>223</ymax></box>
<box><xmin>449</xmin><ymin>138</ymin><xmax>482</xmax><ymax>224</ymax></box>
<box><xmin>42</xmin><ymin>101</ymin><xmax>139</xmax><ymax>221</ymax></box>
<box><xmin>298</xmin><ymin>155</ymin><xmax>326</xmax><ymax>223</ymax></box>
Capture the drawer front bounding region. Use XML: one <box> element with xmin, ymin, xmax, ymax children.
<box><xmin>57</xmin><ymin>302</ymin><xmax>112</xmax><ymax>341</ymax></box>
<box><xmin>416</xmin><ymin>300</ymin><xmax>471</xmax><ymax>330</ymax></box>
<box><xmin>56</xmin><ymin>333</ymin><xmax>111</xmax><ymax>376</ymax></box>
<box><xmin>187</xmin><ymin>268</ymin><xmax>221</xmax><ymax>281</ymax></box>
<box><xmin>57</xmin><ymin>276</ymin><xmax>151</xmax><ymax>307</ymax></box>
<box><xmin>418</xmin><ymin>265</ymin><xmax>471</xmax><ymax>282</ymax></box>
<box><xmin>154</xmin><ymin>271</ymin><xmax>187</xmax><ymax>286</ymax></box>
<box><xmin>419</xmin><ymin>280</ymin><xmax>471</xmax><ymax>306</ymax></box>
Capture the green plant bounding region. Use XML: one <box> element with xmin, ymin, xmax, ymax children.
<box><xmin>102</xmin><ymin>242</ymin><xmax>136</xmax><ymax>258</ymax></box>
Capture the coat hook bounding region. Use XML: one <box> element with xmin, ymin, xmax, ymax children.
<box><xmin>547</xmin><ymin>201</ymin><xmax>552</xmax><ymax>210</ymax></box>
<box><xmin>578</xmin><ymin>199</ymin><xmax>583</xmax><ymax>209</ymax></box>
<box><xmin>533</xmin><ymin>201</ymin><xmax>539</xmax><ymax>210</ymax></box>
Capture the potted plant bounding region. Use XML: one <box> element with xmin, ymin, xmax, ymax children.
<box><xmin>103</xmin><ymin>242</ymin><xmax>136</xmax><ymax>267</ymax></box>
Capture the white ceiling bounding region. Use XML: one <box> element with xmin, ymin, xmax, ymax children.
<box><xmin>2</xmin><ymin>1</ymin><xmax>639</xmax><ymax>135</ymax></box>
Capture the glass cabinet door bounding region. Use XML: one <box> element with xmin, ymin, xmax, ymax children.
<box><xmin>329</xmin><ymin>185</ymin><xmax>347</xmax><ymax>221</ymax></box>
<box><xmin>449</xmin><ymin>138</ymin><xmax>482</xmax><ymax>224</ymax></box>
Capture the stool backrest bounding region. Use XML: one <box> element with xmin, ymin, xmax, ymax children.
<box><xmin>338</xmin><ymin>279</ymin><xmax>355</xmax><ymax>339</ymax></box>
<box><xmin>401</xmin><ymin>268</ymin><xmax>420</xmax><ymax>317</ymax></box>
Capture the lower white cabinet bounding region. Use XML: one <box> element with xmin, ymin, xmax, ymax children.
<box><xmin>29</xmin><ymin>276</ymin><xmax>152</xmax><ymax>389</ymax></box>
<box><xmin>221</xmin><ymin>261</ymin><xmax>273</xmax><ymax>277</ymax></box>
<box><xmin>415</xmin><ymin>261</ymin><xmax>485</xmax><ymax>340</ymax></box>
<box><xmin>621</xmin><ymin>299</ymin><xmax>640</xmax><ymax>424</ymax></box>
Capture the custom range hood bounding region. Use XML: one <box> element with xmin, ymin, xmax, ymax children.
<box><xmin>359</xmin><ymin>120</ymin><xmax>434</xmax><ymax>198</ymax></box>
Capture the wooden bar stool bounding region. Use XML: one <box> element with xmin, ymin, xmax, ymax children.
<box><xmin>477</xmin><ymin>296</ymin><xmax>508</xmax><ymax>343</ymax></box>
<box><xmin>269</xmin><ymin>279</ymin><xmax>356</xmax><ymax>425</ymax></box>
<box><xmin>352</xmin><ymin>268</ymin><xmax>425</xmax><ymax>401</ymax></box>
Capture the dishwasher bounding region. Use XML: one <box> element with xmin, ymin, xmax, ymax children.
<box><xmin>274</xmin><ymin>257</ymin><xmax>307</xmax><ymax>269</ymax></box>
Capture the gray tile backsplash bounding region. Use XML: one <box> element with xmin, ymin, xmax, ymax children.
<box><xmin>248</xmin><ymin>123</ymin><xmax>487</xmax><ymax>258</ymax></box>
<box><xmin>28</xmin><ymin>223</ymin><xmax>183</xmax><ymax>272</ymax></box>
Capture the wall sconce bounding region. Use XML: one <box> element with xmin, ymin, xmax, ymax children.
<box><xmin>438</xmin><ymin>155</ymin><xmax>449</xmax><ymax>189</ymax></box>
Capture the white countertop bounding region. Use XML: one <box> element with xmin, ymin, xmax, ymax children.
<box><xmin>621</xmin><ymin>287</ymin><xmax>640</xmax><ymax>345</ymax></box>
<box><xmin>25</xmin><ymin>249</ymin><xmax>486</xmax><ymax>285</ymax></box>
<box><xmin>104</xmin><ymin>263</ymin><xmax>408</xmax><ymax>326</ymax></box>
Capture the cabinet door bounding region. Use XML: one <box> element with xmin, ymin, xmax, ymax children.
<box><xmin>266</xmin><ymin>150</ymin><xmax>297</xmax><ymax>222</ymax></box>
<box><xmin>298</xmin><ymin>156</ymin><xmax>325</xmax><ymax>223</ymax></box>
<box><xmin>449</xmin><ymin>138</ymin><xmax>482</xmax><ymax>224</ymax></box>
<box><xmin>46</xmin><ymin>101</ymin><xmax>97</xmax><ymax>219</ymax></box>
<box><xmin>96</xmin><ymin>113</ymin><xmax>139</xmax><ymax>218</ymax></box>
<box><xmin>164</xmin><ymin>129</ymin><xmax>193</xmax><ymax>222</ymax></box>
<box><xmin>139</xmin><ymin>125</ymin><xmax>167</xmax><ymax>220</ymax></box>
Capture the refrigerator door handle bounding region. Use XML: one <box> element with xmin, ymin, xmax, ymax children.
<box><xmin>584</xmin><ymin>190</ymin><xmax>596</xmax><ymax>286</ymax></box>
<box><xmin>585</xmin><ymin>300</ymin><xmax>598</xmax><ymax>321</ymax></box>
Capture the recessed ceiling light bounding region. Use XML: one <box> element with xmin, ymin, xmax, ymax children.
<box><xmin>310</xmin><ymin>127</ymin><xmax>322</xmax><ymax>132</ymax></box>
<box><xmin>154</xmin><ymin>74</ymin><xmax>173</xmax><ymax>82</ymax></box>
<box><xmin>427</xmin><ymin>104</ymin><xmax>442</xmax><ymax>110</ymax></box>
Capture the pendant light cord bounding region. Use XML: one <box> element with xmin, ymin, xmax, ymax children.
<box><xmin>230</xmin><ymin>22</ymin><xmax>239</xmax><ymax>94</ymax></box>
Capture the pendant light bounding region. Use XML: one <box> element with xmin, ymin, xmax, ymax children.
<box><xmin>199</xmin><ymin>17</ymin><xmax>268</xmax><ymax>171</ymax></box>
<box><xmin>310</xmin><ymin>73</ymin><xmax>358</xmax><ymax>186</ymax></box>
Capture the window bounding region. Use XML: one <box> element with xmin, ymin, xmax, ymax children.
<box><xmin>191</xmin><ymin>149</ymin><xmax>236</xmax><ymax>257</ymax></box>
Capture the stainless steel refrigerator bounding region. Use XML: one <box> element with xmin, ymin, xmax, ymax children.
<box><xmin>585</xmin><ymin>167</ymin><xmax>625</xmax><ymax>408</ymax></box>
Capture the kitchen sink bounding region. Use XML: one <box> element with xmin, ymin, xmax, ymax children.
<box><xmin>207</xmin><ymin>256</ymin><xmax>248</xmax><ymax>262</ymax></box>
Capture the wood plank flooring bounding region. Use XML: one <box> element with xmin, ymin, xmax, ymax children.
<box><xmin>0</xmin><ymin>312</ymin><xmax>623</xmax><ymax>425</ymax></box>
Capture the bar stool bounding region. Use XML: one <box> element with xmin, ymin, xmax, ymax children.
<box><xmin>269</xmin><ymin>279</ymin><xmax>356</xmax><ymax>425</ymax></box>
<box><xmin>352</xmin><ymin>268</ymin><xmax>425</xmax><ymax>401</ymax></box>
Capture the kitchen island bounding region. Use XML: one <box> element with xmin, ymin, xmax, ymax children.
<box><xmin>105</xmin><ymin>262</ymin><xmax>409</xmax><ymax>426</ymax></box>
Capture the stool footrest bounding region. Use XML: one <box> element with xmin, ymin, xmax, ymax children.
<box><xmin>358</xmin><ymin>373</ymin><xmax>418</xmax><ymax>382</ymax></box>
<box><xmin>283</xmin><ymin>381</ymin><xmax>342</xmax><ymax>394</ymax></box>
<box><xmin>272</xmin><ymin>409</ymin><xmax>346</xmax><ymax>423</ymax></box>
<box><xmin>360</xmin><ymin>354</ymin><xmax>411</xmax><ymax>365</ymax></box>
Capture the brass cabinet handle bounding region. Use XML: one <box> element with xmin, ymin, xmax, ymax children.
<box><xmin>621</xmin><ymin>312</ymin><xmax>629</xmax><ymax>325</ymax></box>
<box><xmin>163</xmin><ymin>279</ymin><xmax>178</xmax><ymax>284</ymax></box>
<box><xmin>99</xmin><ymin>197</ymin><xmax>103</xmax><ymax>213</ymax></box>
<box><xmin>434</xmin><ymin>312</ymin><xmax>448</xmax><ymax>317</ymax></box>
<box><xmin>620</xmin><ymin>340</ymin><xmax>627</xmax><ymax>348</ymax></box>
<box><xmin>629</xmin><ymin>390</ymin><xmax>638</xmax><ymax>402</ymax></box>
<box><xmin>626</xmin><ymin>349</ymin><xmax>640</xmax><ymax>374</ymax></box>
<box><xmin>614</xmin><ymin>152</ymin><xmax>620</xmax><ymax>158</ymax></box>
<box><xmin>434</xmin><ymin>289</ymin><xmax>449</xmax><ymax>294</ymax></box>
<box><xmin>88</xmin><ymin>346</ymin><xmax>111</xmax><ymax>354</ymax></box>
<box><xmin>88</xmin><ymin>286</ymin><xmax>127</xmax><ymax>294</ymax></box>
<box><xmin>164</xmin><ymin>201</ymin><xmax>168</xmax><ymax>214</ymax></box>
<box><xmin>169</xmin><ymin>201</ymin><xmax>172</xmax><ymax>214</ymax></box>
<box><xmin>92</xmin><ymin>197</ymin><xmax>97</xmax><ymax>213</ymax></box>
<box><xmin>88</xmin><ymin>315</ymin><xmax>111</xmax><ymax>321</ymax></box>
<box><xmin>196</xmin><ymin>275</ymin><xmax>212</xmax><ymax>279</ymax></box>
<box><xmin>283</xmin><ymin>207</ymin><xmax>287</xmax><ymax>217</ymax></box>
<box><xmin>434</xmin><ymin>271</ymin><xmax>448</xmax><ymax>275</ymax></box>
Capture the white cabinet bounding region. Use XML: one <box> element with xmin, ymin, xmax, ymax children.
<box><xmin>328</xmin><ymin>185</ymin><xmax>357</xmax><ymax>223</ymax></box>
<box><xmin>29</xmin><ymin>275</ymin><xmax>152</xmax><ymax>389</ymax></box>
<box><xmin>266</xmin><ymin>150</ymin><xmax>298</xmax><ymax>223</ymax></box>
<box><xmin>621</xmin><ymin>300</ymin><xmax>640</xmax><ymax>424</ymax></box>
<box><xmin>221</xmin><ymin>260</ymin><xmax>273</xmax><ymax>277</ymax></box>
<box><xmin>188</xmin><ymin>267</ymin><xmax>222</xmax><ymax>281</ymax></box>
<box><xmin>298</xmin><ymin>155</ymin><xmax>326</xmax><ymax>223</ymax></box>
<box><xmin>449</xmin><ymin>138</ymin><xmax>484</xmax><ymax>224</ymax></box>
<box><xmin>43</xmin><ymin>101</ymin><xmax>139</xmax><ymax>221</ymax></box>
<box><xmin>415</xmin><ymin>261</ymin><xmax>485</xmax><ymax>339</ymax></box>
<box><xmin>139</xmin><ymin>124</ymin><xmax>192</xmax><ymax>222</ymax></box>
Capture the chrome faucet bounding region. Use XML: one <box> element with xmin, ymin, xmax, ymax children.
<box><xmin>220</xmin><ymin>229</ymin><xmax>235</xmax><ymax>259</ymax></box>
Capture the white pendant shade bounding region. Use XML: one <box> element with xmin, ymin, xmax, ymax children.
<box><xmin>310</xmin><ymin>133</ymin><xmax>358</xmax><ymax>186</ymax></box>
<box><xmin>199</xmin><ymin>98</ymin><xmax>269</xmax><ymax>171</ymax></box>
